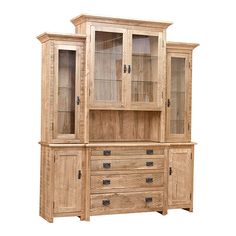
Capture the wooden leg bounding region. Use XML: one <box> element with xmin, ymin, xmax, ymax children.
<box><xmin>43</xmin><ymin>216</ymin><xmax>53</xmax><ymax>223</ymax></box>
<box><xmin>183</xmin><ymin>207</ymin><xmax>193</xmax><ymax>212</ymax></box>
<box><xmin>157</xmin><ymin>210</ymin><xmax>167</xmax><ymax>215</ymax></box>
<box><xmin>79</xmin><ymin>215</ymin><xmax>90</xmax><ymax>221</ymax></box>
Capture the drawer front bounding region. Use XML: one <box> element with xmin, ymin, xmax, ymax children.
<box><xmin>90</xmin><ymin>191</ymin><xmax>163</xmax><ymax>214</ymax></box>
<box><xmin>91</xmin><ymin>158</ymin><xmax>164</xmax><ymax>171</ymax></box>
<box><xmin>91</xmin><ymin>148</ymin><xmax>165</xmax><ymax>156</ymax></box>
<box><xmin>91</xmin><ymin>173</ymin><xmax>164</xmax><ymax>192</ymax></box>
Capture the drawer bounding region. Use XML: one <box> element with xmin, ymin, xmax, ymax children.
<box><xmin>90</xmin><ymin>191</ymin><xmax>163</xmax><ymax>214</ymax></box>
<box><xmin>91</xmin><ymin>172</ymin><xmax>164</xmax><ymax>193</ymax></box>
<box><xmin>91</xmin><ymin>148</ymin><xmax>165</xmax><ymax>157</ymax></box>
<box><xmin>91</xmin><ymin>158</ymin><xmax>164</xmax><ymax>171</ymax></box>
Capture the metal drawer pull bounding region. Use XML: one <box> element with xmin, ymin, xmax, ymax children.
<box><xmin>145</xmin><ymin>197</ymin><xmax>153</xmax><ymax>203</ymax></box>
<box><xmin>146</xmin><ymin>177</ymin><xmax>153</xmax><ymax>183</ymax></box>
<box><xmin>103</xmin><ymin>163</ymin><xmax>111</xmax><ymax>169</ymax></box>
<box><xmin>77</xmin><ymin>170</ymin><xmax>81</xmax><ymax>179</ymax></box>
<box><xmin>102</xmin><ymin>200</ymin><xmax>110</xmax><ymax>206</ymax></box>
<box><xmin>103</xmin><ymin>150</ymin><xmax>111</xmax><ymax>156</ymax></box>
<box><xmin>146</xmin><ymin>161</ymin><xmax>154</xmax><ymax>167</ymax></box>
<box><xmin>146</xmin><ymin>149</ymin><xmax>154</xmax><ymax>155</ymax></box>
<box><xmin>103</xmin><ymin>179</ymin><xmax>111</xmax><ymax>185</ymax></box>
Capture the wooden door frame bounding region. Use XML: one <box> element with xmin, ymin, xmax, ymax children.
<box><xmin>89</xmin><ymin>25</ymin><xmax>128</xmax><ymax>109</ymax></box>
<box><xmin>166</xmin><ymin>52</ymin><xmax>191</xmax><ymax>142</ymax></box>
<box><xmin>127</xmin><ymin>30</ymin><xmax>163</xmax><ymax>110</ymax></box>
<box><xmin>53</xmin><ymin>43</ymin><xmax>81</xmax><ymax>142</ymax></box>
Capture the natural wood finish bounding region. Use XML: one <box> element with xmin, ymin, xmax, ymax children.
<box><xmin>91</xmin><ymin>158</ymin><xmax>164</xmax><ymax>171</ymax></box>
<box><xmin>38</xmin><ymin>15</ymin><xmax>197</xmax><ymax>222</ymax></box>
<box><xmin>90</xmin><ymin>191</ymin><xmax>163</xmax><ymax>215</ymax></box>
<box><xmin>91</xmin><ymin>147</ymin><xmax>164</xmax><ymax>156</ymax></box>
<box><xmin>166</xmin><ymin>52</ymin><xmax>190</xmax><ymax>142</ymax></box>
<box><xmin>37</xmin><ymin>33</ymin><xmax>86</xmax><ymax>43</ymax></box>
<box><xmin>168</xmin><ymin>148</ymin><xmax>193</xmax><ymax>208</ymax></box>
<box><xmin>53</xmin><ymin>150</ymin><xmax>82</xmax><ymax>213</ymax></box>
<box><xmin>71</xmin><ymin>14</ymin><xmax>172</xmax><ymax>30</ymax></box>
<box><xmin>91</xmin><ymin>172</ymin><xmax>164</xmax><ymax>193</ymax></box>
<box><xmin>40</xmin><ymin>146</ymin><xmax>54</xmax><ymax>223</ymax></box>
<box><xmin>89</xmin><ymin>110</ymin><xmax>160</xmax><ymax>142</ymax></box>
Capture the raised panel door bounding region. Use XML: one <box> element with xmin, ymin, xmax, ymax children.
<box><xmin>53</xmin><ymin>151</ymin><xmax>82</xmax><ymax>213</ymax></box>
<box><xmin>168</xmin><ymin>149</ymin><xmax>193</xmax><ymax>207</ymax></box>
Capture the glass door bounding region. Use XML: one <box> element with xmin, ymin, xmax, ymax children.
<box><xmin>54</xmin><ymin>44</ymin><xmax>80</xmax><ymax>140</ymax></box>
<box><xmin>91</xmin><ymin>27</ymin><xmax>127</xmax><ymax>107</ymax></box>
<box><xmin>166</xmin><ymin>53</ymin><xmax>190</xmax><ymax>141</ymax></box>
<box><xmin>129</xmin><ymin>31</ymin><xmax>161</xmax><ymax>109</ymax></box>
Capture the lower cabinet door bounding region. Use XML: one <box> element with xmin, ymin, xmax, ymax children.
<box><xmin>53</xmin><ymin>150</ymin><xmax>82</xmax><ymax>213</ymax></box>
<box><xmin>168</xmin><ymin>148</ymin><xmax>193</xmax><ymax>207</ymax></box>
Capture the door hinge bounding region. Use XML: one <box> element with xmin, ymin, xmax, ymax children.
<box><xmin>169</xmin><ymin>167</ymin><xmax>172</xmax><ymax>175</ymax></box>
<box><xmin>188</xmin><ymin>123</ymin><xmax>190</xmax><ymax>131</ymax></box>
<box><xmin>53</xmin><ymin>202</ymin><xmax>55</xmax><ymax>209</ymax></box>
<box><xmin>190</xmin><ymin>193</ymin><xmax>192</xmax><ymax>200</ymax></box>
<box><xmin>191</xmin><ymin>153</ymin><xmax>193</xmax><ymax>159</ymax></box>
<box><xmin>77</xmin><ymin>96</ymin><xmax>80</xmax><ymax>105</ymax></box>
<box><xmin>53</xmin><ymin>154</ymin><xmax>56</xmax><ymax>162</ymax></box>
<box><xmin>167</xmin><ymin>99</ymin><xmax>171</xmax><ymax>107</ymax></box>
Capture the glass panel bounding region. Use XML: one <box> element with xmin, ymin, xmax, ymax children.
<box><xmin>94</xmin><ymin>31</ymin><xmax>123</xmax><ymax>102</ymax></box>
<box><xmin>131</xmin><ymin>35</ymin><xmax>158</xmax><ymax>103</ymax></box>
<box><xmin>170</xmin><ymin>57</ymin><xmax>186</xmax><ymax>134</ymax></box>
<box><xmin>58</xmin><ymin>50</ymin><xmax>76</xmax><ymax>134</ymax></box>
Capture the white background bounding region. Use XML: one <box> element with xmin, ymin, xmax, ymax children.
<box><xmin>0</xmin><ymin>0</ymin><xmax>235</xmax><ymax>235</ymax></box>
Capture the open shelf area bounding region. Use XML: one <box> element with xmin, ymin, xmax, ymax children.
<box><xmin>89</xmin><ymin>110</ymin><xmax>160</xmax><ymax>142</ymax></box>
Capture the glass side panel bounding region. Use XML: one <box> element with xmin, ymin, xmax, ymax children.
<box><xmin>58</xmin><ymin>50</ymin><xmax>76</xmax><ymax>134</ymax></box>
<box><xmin>131</xmin><ymin>35</ymin><xmax>158</xmax><ymax>103</ymax></box>
<box><xmin>94</xmin><ymin>31</ymin><xmax>123</xmax><ymax>102</ymax></box>
<box><xmin>170</xmin><ymin>57</ymin><xmax>186</xmax><ymax>134</ymax></box>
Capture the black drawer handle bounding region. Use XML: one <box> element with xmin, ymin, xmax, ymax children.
<box><xmin>103</xmin><ymin>150</ymin><xmax>111</xmax><ymax>156</ymax></box>
<box><xmin>102</xmin><ymin>200</ymin><xmax>110</xmax><ymax>206</ymax></box>
<box><xmin>145</xmin><ymin>197</ymin><xmax>153</xmax><ymax>203</ymax></box>
<box><xmin>103</xmin><ymin>163</ymin><xmax>111</xmax><ymax>169</ymax></box>
<box><xmin>146</xmin><ymin>177</ymin><xmax>153</xmax><ymax>183</ymax></box>
<box><xmin>103</xmin><ymin>179</ymin><xmax>111</xmax><ymax>185</ymax></box>
<box><xmin>146</xmin><ymin>161</ymin><xmax>154</xmax><ymax>167</ymax></box>
<box><xmin>146</xmin><ymin>149</ymin><xmax>154</xmax><ymax>155</ymax></box>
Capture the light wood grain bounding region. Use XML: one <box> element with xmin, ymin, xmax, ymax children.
<box><xmin>91</xmin><ymin>158</ymin><xmax>164</xmax><ymax>171</ymax></box>
<box><xmin>90</xmin><ymin>191</ymin><xmax>164</xmax><ymax>215</ymax></box>
<box><xmin>91</xmin><ymin>172</ymin><xmax>164</xmax><ymax>193</ymax></box>
<box><xmin>168</xmin><ymin>148</ymin><xmax>193</xmax><ymax>207</ymax></box>
<box><xmin>53</xmin><ymin>151</ymin><xmax>82</xmax><ymax>213</ymax></box>
<box><xmin>38</xmin><ymin>15</ymin><xmax>197</xmax><ymax>222</ymax></box>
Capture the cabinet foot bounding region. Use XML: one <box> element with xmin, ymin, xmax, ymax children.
<box><xmin>157</xmin><ymin>210</ymin><xmax>167</xmax><ymax>215</ymax></box>
<box><xmin>41</xmin><ymin>215</ymin><xmax>53</xmax><ymax>223</ymax></box>
<box><xmin>183</xmin><ymin>207</ymin><xmax>193</xmax><ymax>212</ymax></box>
<box><xmin>78</xmin><ymin>215</ymin><xmax>90</xmax><ymax>221</ymax></box>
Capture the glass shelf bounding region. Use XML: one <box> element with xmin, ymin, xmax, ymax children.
<box><xmin>94</xmin><ymin>79</ymin><xmax>122</xmax><ymax>102</ymax></box>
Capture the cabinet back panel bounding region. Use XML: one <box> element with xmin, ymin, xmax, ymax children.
<box><xmin>89</xmin><ymin>110</ymin><xmax>160</xmax><ymax>142</ymax></box>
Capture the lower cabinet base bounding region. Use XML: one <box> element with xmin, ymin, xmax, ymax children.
<box><xmin>39</xmin><ymin>143</ymin><xmax>194</xmax><ymax>223</ymax></box>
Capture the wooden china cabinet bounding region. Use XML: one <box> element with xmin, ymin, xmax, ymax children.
<box><xmin>38</xmin><ymin>15</ymin><xmax>198</xmax><ymax>222</ymax></box>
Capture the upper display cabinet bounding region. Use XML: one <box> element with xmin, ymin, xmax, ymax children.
<box><xmin>37</xmin><ymin>33</ymin><xmax>86</xmax><ymax>143</ymax></box>
<box><xmin>166</xmin><ymin>42</ymin><xmax>198</xmax><ymax>142</ymax></box>
<box><xmin>72</xmin><ymin>15</ymin><xmax>172</xmax><ymax>110</ymax></box>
